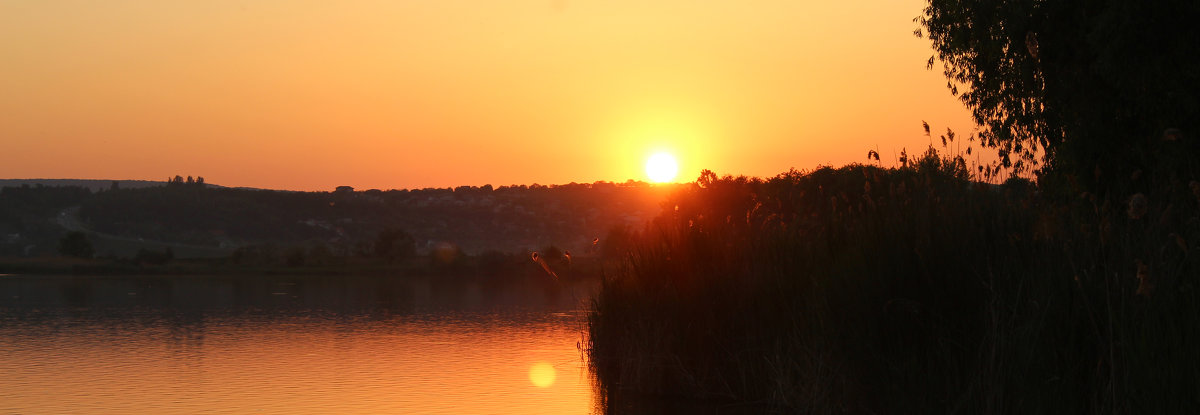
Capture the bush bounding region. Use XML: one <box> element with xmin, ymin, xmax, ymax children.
<box><xmin>587</xmin><ymin>160</ymin><xmax>1200</xmax><ymax>413</ymax></box>
<box><xmin>58</xmin><ymin>231</ymin><xmax>93</xmax><ymax>258</ymax></box>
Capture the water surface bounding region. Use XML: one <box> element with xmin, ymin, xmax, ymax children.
<box><xmin>0</xmin><ymin>275</ymin><xmax>597</xmax><ymax>414</ymax></box>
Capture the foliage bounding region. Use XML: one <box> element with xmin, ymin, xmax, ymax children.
<box><xmin>0</xmin><ymin>185</ymin><xmax>92</xmax><ymax>256</ymax></box>
<box><xmin>588</xmin><ymin>158</ymin><xmax>1200</xmax><ymax>412</ymax></box>
<box><xmin>918</xmin><ymin>0</ymin><xmax>1200</xmax><ymax>184</ymax></box>
<box><xmin>58</xmin><ymin>231</ymin><xmax>94</xmax><ymax>258</ymax></box>
<box><xmin>428</xmin><ymin>242</ymin><xmax>468</xmax><ymax>273</ymax></box>
<box><xmin>283</xmin><ymin>246</ymin><xmax>307</xmax><ymax>267</ymax></box>
<box><xmin>167</xmin><ymin>175</ymin><xmax>206</xmax><ymax>187</ymax></box>
<box><xmin>134</xmin><ymin>247</ymin><xmax>173</xmax><ymax>265</ymax></box>
<box><xmin>374</xmin><ymin>228</ymin><xmax>416</xmax><ymax>263</ymax></box>
<box><xmin>73</xmin><ymin>180</ymin><xmax>672</xmax><ymax>257</ymax></box>
<box><xmin>600</xmin><ymin>224</ymin><xmax>636</xmax><ymax>259</ymax></box>
<box><xmin>306</xmin><ymin>243</ymin><xmax>339</xmax><ymax>266</ymax></box>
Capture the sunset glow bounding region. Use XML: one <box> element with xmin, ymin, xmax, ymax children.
<box><xmin>0</xmin><ymin>0</ymin><xmax>974</xmax><ymax>190</ymax></box>
<box><xmin>1</xmin><ymin>0</ymin><xmax>1191</xmax><ymax>413</ymax></box>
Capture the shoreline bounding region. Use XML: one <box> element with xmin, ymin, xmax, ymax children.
<box><xmin>0</xmin><ymin>254</ymin><xmax>603</xmax><ymax>279</ymax></box>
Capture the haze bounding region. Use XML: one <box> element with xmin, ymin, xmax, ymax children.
<box><xmin>1</xmin><ymin>0</ymin><xmax>973</xmax><ymax>191</ymax></box>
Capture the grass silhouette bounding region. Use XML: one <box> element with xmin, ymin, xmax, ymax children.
<box><xmin>586</xmin><ymin>146</ymin><xmax>1199</xmax><ymax>413</ymax></box>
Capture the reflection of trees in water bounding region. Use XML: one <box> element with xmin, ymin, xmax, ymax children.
<box><xmin>162</xmin><ymin>309</ymin><xmax>206</xmax><ymax>354</ymax></box>
<box><xmin>58</xmin><ymin>278</ymin><xmax>93</xmax><ymax>308</ymax></box>
<box><xmin>2</xmin><ymin>275</ymin><xmax>592</xmax><ymax>329</ymax></box>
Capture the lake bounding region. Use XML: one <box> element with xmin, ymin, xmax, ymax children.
<box><xmin>0</xmin><ymin>274</ymin><xmax>599</xmax><ymax>414</ymax></box>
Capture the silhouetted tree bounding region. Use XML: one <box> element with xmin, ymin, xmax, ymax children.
<box><xmin>698</xmin><ymin>169</ymin><xmax>719</xmax><ymax>188</ymax></box>
<box><xmin>307</xmin><ymin>243</ymin><xmax>338</xmax><ymax>266</ymax></box>
<box><xmin>284</xmin><ymin>246</ymin><xmax>306</xmax><ymax>267</ymax></box>
<box><xmin>429</xmin><ymin>242</ymin><xmax>466</xmax><ymax>272</ymax></box>
<box><xmin>919</xmin><ymin>0</ymin><xmax>1200</xmax><ymax>184</ymax></box>
<box><xmin>135</xmin><ymin>247</ymin><xmax>173</xmax><ymax>265</ymax></box>
<box><xmin>601</xmin><ymin>225</ymin><xmax>634</xmax><ymax>259</ymax></box>
<box><xmin>58</xmin><ymin>231</ymin><xmax>93</xmax><ymax>258</ymax></box>
<box><xmin>229</xmin><ymin>244</ymin><xmax>281</xmax><ymax>265</ymax></box>
<box><xmin>374</xmin><ymin>228</ymin><xmax>415</xmax><ymax>262</ymax></box>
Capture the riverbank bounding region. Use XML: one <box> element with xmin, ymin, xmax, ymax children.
<box><xmin>0</xmin><ymin>252</ymin><xmax>601</xmax><ymax>281</ymax></box>
<box><xmin>586</xmin><ymin>157</ymin><xmax>1200</xmax><ymax>412</ymax></box>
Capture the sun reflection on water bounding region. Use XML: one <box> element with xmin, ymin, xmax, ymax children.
<box><xmin>529</xmin><ymin>362</ymin><xmax>557</xmax><ymax>388</ymax></box>
<box><xmin>0</xmin><ymin>275</ymin><xmax>598</xmax><ymax>414</ymax></box>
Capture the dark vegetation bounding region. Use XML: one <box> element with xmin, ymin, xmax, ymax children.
<box><xmin>589</xmin><ymin>1</ymin><xmax>1200</xmax><ymax>412</ymax></box>
<box><xmin>57</xmin><ymin>231</ymin><xmax>94</xmax><ymax>259</ymax></box>
<box><xmin>0</xmin><ymin>179</ymin><xmax>171</xmax><ymax>192</ymax></box>
<box><xmin>0</xmin><ymin>185</ymin><xmax>93</xmax><ymax>257</ymax></box>
<box><xmin>79</xmin><ymin>180</ymin><xmax>666</xmax><ymax>256</ymax></box>
<box><xmin>0</xmin><ymin>179</ymin><xmax>672</xmax><ymax>276</ymax></box>
<box><xmin>589</xmin><ymin>152</ymin><xmax>1199</xmax><ymax>412</ymax></box>
<box><xmin>919</xmin><ymin>0</ymin><xmax>1200</xmax><ymax>187</ymax></box>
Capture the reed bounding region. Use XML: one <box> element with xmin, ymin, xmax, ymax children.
<box><xmin>586</xmin><ymin>148</ymin><xmax>1200</xmax><ymax>413</ymax></box>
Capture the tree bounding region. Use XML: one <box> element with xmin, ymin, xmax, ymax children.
<box><xmin>697</xmin><ymin>169</ymin><xmax>719</xmax><ymax>188</ymax></box>
<box><xmin>601</xmin><ymin>224</ymin><xmax>635</xmax><ymax>259</ymax></box>
<box><xmin>284</xmin><ymin>246</ymin><xmax>306</xmax><ymax>267</ymax></box>
<box><xmin>374</xmin><ymin>228</ymin><xmax>416</xmax><ymax>262</ymax></box>
<box><xmin>58</xmin><ymin>231</ymin><xmax>94</xmax><ymax>258</ymax></box>
<box><xmin>919</xmin><ymin>0</ymin><xmax>1200</xmax><ymax>186</ymax></box>
<box><xmin>135</xmin><ymin>247</ymin><xmax>173</xmax><ymax>265</ymax></box>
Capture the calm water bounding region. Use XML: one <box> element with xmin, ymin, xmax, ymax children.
<box><xmin>0</xmin><ymin>274</ymin><xmax>598</xmax><ymax>414</ymax></box>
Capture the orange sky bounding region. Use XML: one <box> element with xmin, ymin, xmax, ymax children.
<box><xmin>1</xmin><ymin>0</ymin><xmax>974</xmax><ymax>191</ymax></box>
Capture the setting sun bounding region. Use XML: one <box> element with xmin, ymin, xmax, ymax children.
<box><xmin>645</xmin><ymin>153</ymin><xmax>680</xmax><ymax>183</ymax></box>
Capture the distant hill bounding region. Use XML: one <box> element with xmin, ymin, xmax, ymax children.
<box><xmin>0</xmin><ymin>179</ymin><xmax>676</xmax><ymax>259</ymax></box>
<box><xmin>0</xmin><ymin>179</ymin><xmax>170</xmax><ymax>192</ymax></box>
<box><xmin>0</xmin><ymin>179</ymin><xmax>236</xmax><ymax>192</ymax></box>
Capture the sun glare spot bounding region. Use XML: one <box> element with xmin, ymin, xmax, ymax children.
<box><xmin>529</xmin><ymin>362</ymin><xmax>556</xmax><ymax>388</ymax></box>
<box><xmin>645</xmin><ymin>152</ymin><xmax>679</xmax><ymax>183</ymax></box>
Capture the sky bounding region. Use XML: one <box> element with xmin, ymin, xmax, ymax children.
<box><xmin>1</xmin><ymin>0</ymin><xmax>975</xmax><ymax>191</ymax></box>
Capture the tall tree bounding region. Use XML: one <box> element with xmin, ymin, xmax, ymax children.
<box><xmin>58</xmin><ymin>231</ymin><xmax>94</xmax><ymax>258</ymax></box>
<box><xmin>374</xmin><ymin>228</ymin><xmax>416</xmax><ymax>263</ymax></box>
<box><xmin>919</xmin><ymin>0</ymin><xmax>1200</xmax><ymax>186</ymax></box>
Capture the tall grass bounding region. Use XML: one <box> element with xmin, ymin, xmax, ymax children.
<box><xmin>586</xmin><ymin>148</ymin><xmax>1200</xmax><ymax>413</ymax></box>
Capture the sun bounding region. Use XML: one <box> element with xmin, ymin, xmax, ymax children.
<box><xmin>645</xmin><ymin>152</ymin><xmax>679</xmax><ymax>183</ymax></box>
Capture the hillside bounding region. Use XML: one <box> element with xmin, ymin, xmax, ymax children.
<box><xmin>0</xmin><ymin>179</ymin><xmax>203</xmax><ymax>192</ymax></box>
<box><xmin>0</xmin><ymin>179</ymin><xmax>678</xmax><ymax>259</ymax></box>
